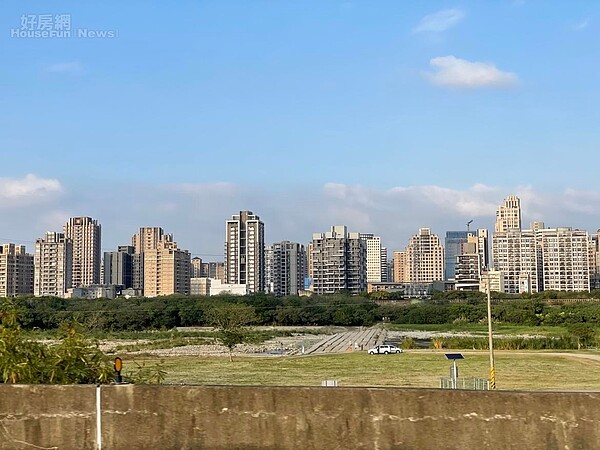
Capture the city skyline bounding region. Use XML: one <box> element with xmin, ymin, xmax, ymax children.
<box><xmin>1</xmin><ymin>2</ymin><xmax>599</xmax><ymax>256</ymax></box>
<box><xmin>3</xmin><ymin>196</ymin><xmax>600</xmax><ymax>297</ymax></box>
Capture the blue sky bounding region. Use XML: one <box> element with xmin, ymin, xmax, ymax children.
<box><xmin>1</xmin><ymin>1</ymin><xmax>599</xmax><ymax>257</ymax></box>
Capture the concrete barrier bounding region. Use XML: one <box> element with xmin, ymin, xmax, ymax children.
<box><xmin>1</xmin><ymin>384</ymin><xmax>599</xmax><ymax>449</ymax></box>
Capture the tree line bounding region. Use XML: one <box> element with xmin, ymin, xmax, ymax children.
<box><xmin>3</xmin><ymin>291</ymin><xmax>600</xmax><ymax>332</ymax></box>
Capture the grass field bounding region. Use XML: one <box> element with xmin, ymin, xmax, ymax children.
<box><xmin>126</xmin><ymin>350</ymin><xmax>600</xmax><ymax>391</ymax></box>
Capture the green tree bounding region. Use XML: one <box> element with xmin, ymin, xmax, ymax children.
<box><xmin>206</xmin><ymin>304</ymin><xmax>257</xmax><ymax>361</ymax></box>
<box><xmin>0</xmin><ymin>300</ymin><xmax>115</xmax><ymax>384</ymax></box>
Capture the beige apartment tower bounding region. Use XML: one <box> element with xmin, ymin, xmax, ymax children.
<box><xmin>131</xmin><ymin>227</ymin><xmax>173</xmax><ymax>294</ymax></box>
<box><xmin>393</xmin><ymin>251</ymin><xmax>407</xmax><ymax>282</ymax></box>
<box><xmin>64</xmin><ymin>217</ymin><xmax>101</xmax><ymax>288</ymax></box>
<box><xmin>360</xmin><ymin>234</ymin><xmax>386</xmax><ymax>283</ymax></box>
<box><xmin>143</xmin><ymin>237</ymin><xmax>191</xmax><ymax>297</ymax></box>
<box><xmin>397</xmin><ymin>228</ymin><xmax>444</xmax><ymax>283</ymax></box>
<box><xmin>132</xmin><ymin>227</ymin><xmax>171</xmax><ymax>254</ymax></box>
<box><xmin>34</xmin><ymin>232</ymin><xmax>72</xmax><ymax>298</ymax></box>
<box><xmin>225</xmin><ymin>211</ymin><xmax>265</xmax><ymax>293</ymax></box>
<box><xmin>0</xmin><ymin>244</ymin><xmax>34</xmax><ymax>297</ymax></box>
<box><xmin>495</xmin><ymin>195</ymin><xmax>522</xmax><ymax>233</ymax></box>
<box><xmin>191</xmin><ymin>257</ymin><xmax>203</xmax><ymax>278</ymax></box>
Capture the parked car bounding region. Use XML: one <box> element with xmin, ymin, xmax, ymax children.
<box><xmin>368</xmin><ymin>344</ymin><xmax>402</xmax><ymax>355</ymax></box>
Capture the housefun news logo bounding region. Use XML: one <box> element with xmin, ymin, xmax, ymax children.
<box><xmin>10</xmin><ymin>14</ymin><xmax>118</xmax><ymax>39</ymax></box>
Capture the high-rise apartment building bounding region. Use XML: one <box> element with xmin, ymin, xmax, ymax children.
<box><xmin>0</xmin><ymin>244</ymin><xmax>34</xmax><ymax>297</ymax></box>
<box><xmin>265</xmin><ymin>241</ymin><xmax>307</xmax><ymax>296</ymax></box>
<box><xmin>132</xmin><ymin>227</ymin><xmax>170</xmax><ymax>254</ymax></box>
<box><xmin>191</xmin><ymin>257</ymin><xmax>203</xmax><ymax>278</ymax></box>
<box><xmin>397</xmin><ymin>228</ymin><xmax>444</xmax><ymax>283</ymax></box>
<box><xmin>64</xmin><ymin>217</ymin><xmax>101</xmax><ymax>288</ymax></box>
<box><xmin>359</xmin><ymin>234</ymin><xmax>385</xmax><ymax>283</ymax></box>
<box><xmin>492</xmin><ymin>196</ymin><xmax>592</xmax><ymax>293</ymax></box>
<box><xmin>380</xmin><ymin>247</ymin><xmax>388</xmax><ymax>282</ymax></box>
<box><xmin>495</xmin><ymin>195</ymin><xmax>521</xmax><ymax>232</ymax></box>
<box><xmin>310</xmin><ymin>225</ymin><xmax>366</xmax><ymax>294</ymax></box>
<box><xmin>492</xmin><ymin>228</ymin><xmax>539</xmax><ymax>293</ymax></box>
<box><xmin>225</xmin><ymin>211</ymin><xmax>265</xmax><ymax>293</ymax></box>
<box><xmin>132</xmin><ymin>253</ymin><xmax>144</xmax><ymax>292</ymax></box>
<box><xmin>477</xmin><ymin>229</ymin><xmax>490</xmax><ymax>270</ymax></box>
<box><xmin>591</xmin><ymin>230</ymin><xmax>600</xmax><ymax>290</ymax></box>
<box><xmin>537</xmin><ymin>228</ymin><xmax>590</xmax><ymax>292</ymax></box>
<box><xmin>207</xmin><ymin>262</ymin><xmax>225</xmax><ymax>281</ymax></box>
<box><xmin>454</xmin><ymin>233</ymin><xmax>483</xmax><ymax>291</ymax></box>
<box><xmin>34</xmin><ymin>232</ymin><xmax>72</xmax><ymax>297</ymax></box>
<box><xmin>444</xmin><ymin>231</ymin><xmax>470</xmax><ymax>281</ymax></box>
<box><xmin>393</xmin><ymin>251</ymin><xmax>407</xmax><ymax>282</ymax></box>
<box><xmin>131</xmin><ymin>227</ymin><xmax>172</xmax><ymax>294</ymax></box>
<box><xmin>444</xmin><ymin>229</ymin><xmax>489</xmax><ymax>284</ymax></box>
<box><xmin>103</xmin><ymin>245</ymin><xmax>134</xmax><ymax>288</ymax></box>
<box><xmin>143</xmin><ymin>237</ymin><xmax>191</xmax><ymax>297</ymax></box>
<box><xmin>307</xmin><ymin>242</ymin><xmax>314</xmax><ymax>279</ymax></box>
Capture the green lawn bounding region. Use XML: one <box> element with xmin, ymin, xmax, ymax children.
<box><xmin>126</xmin><ymin>350</ymin><xmax>600</xmax><ymax>391</ymax></box>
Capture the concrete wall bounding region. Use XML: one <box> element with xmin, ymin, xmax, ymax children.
<box><xmin>1</xmin><ymin>385</ymin><xmax>599</xmax><ymax>449</ymax></box>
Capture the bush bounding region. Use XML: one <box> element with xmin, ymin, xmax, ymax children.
<box><xmin>401</xmin><ymin>338</ymin><xmax>416</xmax><ymax>349</ymax></box>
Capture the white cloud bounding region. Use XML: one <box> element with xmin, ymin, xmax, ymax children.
<box><xmin>414</xmin><ymin>9</ymin><xmax>465</xmax><ymax>33</ymax></box>
<box><xmin>1</xmin><ymin>180</ymin><xmax>599</xmax><ymax>258</ymax></box>
<box><xmin>0</xmin><ymin>174</ymin><xmax>62</xmax><ymax>205</ymax></box>
<box><xmin>425</xmin><ymin>55</ymin><xmax>519</xmax><ymax>88</ymax></box>
<box><xmin>45</xmin><ymin>62</ymin><xmax>84</xmax><ymax>74</ymax></box>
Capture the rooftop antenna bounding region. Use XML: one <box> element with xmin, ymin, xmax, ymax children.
<box><xmin>466</xmin><ymin>220</ymin><xmax>473</xmax><ymax>233</ymax></box>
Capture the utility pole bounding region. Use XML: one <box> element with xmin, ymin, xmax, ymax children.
<box><xmin>486</xmin><ymin>274</ymin><xmax>496</xmax><ymax>389</ymax></box>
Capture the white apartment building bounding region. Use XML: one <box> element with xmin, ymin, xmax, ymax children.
<box><xmin>492</xmin><ymin>196</ymin><xmax>592</xmax><ymax>293</ymax></box>
<box><xmin>492</xmin><ymin>229</ymin><xmax>540</xmax><ymax>294</ymax></box>
<box><xmin>359</xmin><ymin>234</ymin><xmax>384</xmax><ymax>283</ymax></box>
<box><xmin>538</xmin><ymin>228</ymin><xmax>590</xmax><ymax>292</ymax></box>
<box><xmin>0</xmin><ymin>244</ymin><xmax>34</xmax><ymax>297</ymax></box>
<box><xmin>225</xmin><ymin>211</ymin><xmax>265</xmax><ymax>293</ymax></box>
<box><xmin>64</xmin><ymin>217</ymin><xmax>101</xmax><ymax>288</ymax></box>
<box><xmin>34</xmin><ymin>232</ymin><xmax>72</xmax><ymax>298</ymax></box>
<box><xmin>479</xmin><ymin>270</ymin><xmax>505</xmax><ymax>294</ymax></box>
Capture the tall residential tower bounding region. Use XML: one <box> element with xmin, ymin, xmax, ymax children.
<box><xmin>0</xmin><ymin>244</ymin><xmax>34</xmax><ymax>297</ymax></box>
<box><xmin>34</xmin><ymin>232</ymin><xmax>72</xmax><ymax>297</ymax></box>
<box><xmin>225</xmin><ymin>211</ymin><xmax>265</xmax><ymax>293</ymax></box>
<box><xmin>64</xmin><ymin>217</ymin><xmax>101</xmax><ymax>288</ymax></box>
<box><xmin>310</xmin><ymin>225</ymin><xmax>366</xmax><ymax>294</ymax></box>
